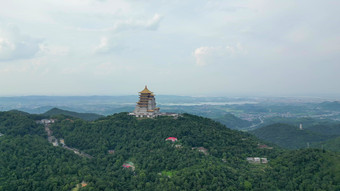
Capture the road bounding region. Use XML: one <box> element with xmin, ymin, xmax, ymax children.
<box><xmin>44</xmin><ymin>123</ymin><xmax>93</xmax><ymax>159</ymax></box>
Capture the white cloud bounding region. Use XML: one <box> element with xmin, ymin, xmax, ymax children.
<box><xmin>70</xmin><ymin>13</ymin><xmax>163</xmax><ymax>32</ymax></box>
<box><xmin>94</xmin><ymin>62</ymin><xmax>133</xmax><ymax>76</ymax></box>
<box><xmin>0</xmin><ymin>26</ymin><xmax>43</xmax><ymax>61</ymax></box>
<box><xmin>39</xmin><ymin>44</ymin><xmax>70</xmax><ymax>56</ymax></box>
<box><xmin>194</xmin><ymin>43</ymin><xmax>246</xmax><ymax>66</ymax></box>
<box><xmin>93</xmin><ymin>37</ymin><xmax>123</xmax><ymax>54</ymax></box>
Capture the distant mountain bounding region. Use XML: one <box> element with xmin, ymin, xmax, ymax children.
<box><xmin>307</xmin><ymin>124</ymin><xmax>340</xmax><ymax>136</ymax></box>
<box><xmin>258</xmin><ymin>116</ymin><xmax>334</xmax><ymax>129</ymax></box>
<box><xmin>318</xmin><ymin>101</ymin><xmax>340</xmax><ymax>111</ymax></box>
<box><xmin>251</xmin><ymin>123</ymin><xmax>334</xmax><ymax>149</ymax></box>
<box><xmin>43</xmin><ymin>108</ymin><xmax>104</xmax><ymax>121</ymax></box>
<box><xmin>214</xmin><ymin>113</ymin><xmax>252</xmax><ymax>130</ymax></box>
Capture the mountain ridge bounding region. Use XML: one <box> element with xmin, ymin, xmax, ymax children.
<box><xmin>43</xmin><ymin>107</ymin><xmax>104</xmax><ymax>121</ymax></box>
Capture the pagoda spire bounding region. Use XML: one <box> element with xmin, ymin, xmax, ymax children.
<box><xmin>139</xmin><ymin>85</ymin><xmax>153</xmax><ymax>94</ymax></box>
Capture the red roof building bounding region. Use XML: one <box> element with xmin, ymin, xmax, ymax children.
<box><xmin>123</xmin><ymin>164</ymin><xmax>132</xmax><ymax>168</ymax></box>
<box><xmin>165</xmin><ymin>137</ymin><xmax>178</xmax><ymax>142</ymax></box>
<box><xmin>122</xmin><ymin>161</ymin><xmax>135</xmax><ymax>171</ymax></box>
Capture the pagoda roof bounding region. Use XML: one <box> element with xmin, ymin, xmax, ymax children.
<box><xmin>139</xmin><ymin>85</ymin><xmax>153</xmax><ymax>94</ymax></box>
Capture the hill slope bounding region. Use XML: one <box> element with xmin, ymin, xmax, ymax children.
<box><xmin>250</xmin><ymin>123</ymin><xmax>334</xmax><ymax>149</ymax></box>
<box><xmin>312</xmin><ymin>136</ymin><xmax>340</xmax><ymax>152</ymax></box>
<box><xmin>307</xmin><ymin>123</ymin><xmax>340</xmax><ymax>136</ymax></box>
<box><xmin>213</xmin><ymin>113</ymin><xmax>252</xmax><ymax>130</ymax></box>
<box><xmin>0</xmin><ymin>111</ymin><xmax>339</xmax><ymax>190</ymax></box>
<box><xmin>43</xmin><ymin>107</ymin><xmax>103</xmax><ymax>121</ymax></box>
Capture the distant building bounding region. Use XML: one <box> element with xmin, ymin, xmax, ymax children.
<box><xmin>246</xmin><ymin>157</ymin><xmax>254</xmax><ymax>163</ymax></box>
<box><xmin>254</xmin><ymin>157</ymin><xmax>261</xmax><ymax>163</ymax></box>
<box><xmin>165</xmin><ymin>137</ymin><xmax>178</xmax><ymax>142</ymax></box>
<box><xmin>60</xmin><ymin>139</ymin><xmax>65</xmax><ymax>146</ymax></box>
<box><xmin>299</xmin><ymin>124</ymin><xmax>303</xmax><ymax>130</ymax></box>
<box><xmin>37</xmin><ymin>119</ymin><xmax>56</xmax><ymax>124</ymax></box>
<box><xmin>129</xmin><ymin>86</ymin><xmax>160</xmax><ymax>118</ymax></box>
<box><xmin>122</xmin><ymin>161</ymin><xmax>135</xmax><ymax>171</ymax></box>
<box><xmin>52</xmin><ymin>141</ymin><xmax>59</xmax><ymax>147</ymax></box>
<box><xmin>192</xmin><ymin>147</ymin><xmax>208</xmax><ymax>155</ymax></box>
<box><xmin>261</xmin><ymin>158</ymin><xmax>268</xmax><ymax>163</ymax></box>
<box><xmin>81</xmin><ymin>181</ymin><xmax>88</xmax><ymax>188</ymax></box>
<box><xmin>258</xmin><ymin>144</ymin><xmax>273</xmax><ymax>149</ymax></box>
<box><xmin>247</xmin><ymin>157</ymin><xmax>268</xmax><ymax>164</ymax></box>
<box><xmin>129</xmin><ymin>86</ymin><xmax>179</xmax><ymax>118</ymax></box>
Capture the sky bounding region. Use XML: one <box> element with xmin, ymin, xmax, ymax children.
<box><xmin>0</xmin><ymin>0</ymin><xmax>339</xmax><ymax>97</ymax></box>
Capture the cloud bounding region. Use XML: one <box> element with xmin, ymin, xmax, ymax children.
<box><xmin>194</xmin><ymin>43</ymin><xmax>246</xmax><ymax>66</ymax></box>
<box><xmin>111</xmin><ymin>13</ymin><xmax>162</xmax><ymax>32</ymax></box>
<box><xmin>0</xmin><ymin>26</ymin><xmax>43</xmax><ymax>61</ymax></box>
<box><xmin>91</xmin><ymin>13</ymin><xmax>162</xmax><ymax>33</ymax></box>
<box><xmin>39</xmin><ymin>44</ymin><xmax>70</xmax><ymax>56</ymax></box>
<box><xmin>93</xmin><ymin>37</ymin><xmax>123</xmax><ymax>54</ymax></box>
<box><xmin>94</xmin><ymin>62</ymin><xmax>133</xmax><ymax>76</ymax></box>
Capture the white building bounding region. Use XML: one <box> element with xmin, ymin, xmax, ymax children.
<box><xmin>261</xmin><ymin>158</ymin><xmax>268</xmax><ymax>163</ymax></box>
<box><xmin>129</xmin><ymin>86</ymin><xmax>160</xmax><ymax>118</ymax></box>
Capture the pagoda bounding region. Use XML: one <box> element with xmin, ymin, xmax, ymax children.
<box><xmin>131</xmin><ymin>86</ymin><xmax>160</xmax><ymax>118</ymax></box>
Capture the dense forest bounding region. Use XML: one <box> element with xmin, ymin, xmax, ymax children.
<box><xmin>251</xmin><ymin>123</ymin><xmax>340</xmax><ymax>151</ymax></box>
<box><xmin>0</xmin><ymin>110</ymin><xmax>339</xmax><ymax>190</ymax></box>
<box><xmin>213</xmin><ymin>113</ymin><xmax>252</xmax><ymax>130</ymax></box>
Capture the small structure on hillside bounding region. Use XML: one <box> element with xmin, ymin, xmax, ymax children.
<box><xmin>165</xmin><ymin>137</ymin><xmax>178</xmax><ymax>142</ymax></box>
<box><xmin>299</xmin><ymin>124</ymin><xmax>303</xmax><ymax>130</ymax></box>
<box><xmin>122</xmin><ymin>161</ymin><xmax>135</xmax><ymax>171</ymax></box>
<box><xmin>36</xmin><ymin>119</ymin><xmax>56</xmax><ymax>124</ymax></box>
<box><xmin>258</xmin><ymin>144</ymin><xmax>273</xmax><ymax>149</ymax></box>
<box><xmin>0</xmin><ymin>133</ymin><xmax>3</xmax><ymax>137</ymax></box>
<box><xmin>261</xmin><ymin>158</ymin><xmax>268</xmax><ymax>163</ymax></box>
<box><xmin>72</xmin><ymin>181</ymin><xmax>88</xmax><ymax>190</ymax></box>
<box><xmin>254</xmin><ymin>157</ymin><xmax>261</xmax><ymax>163</ymax></box>
<box><xmin>81</xmin><ymin>181</ymin><xmax>88</xmax><ymax>187</ymax></box>
<box><xmin>60</xmin><ymin>139</ymin><xmax>65</xmax><ymax>146</ymax></box>
<box><xmin>108</xmin><ymin>150</ymin><xmax>115</xmax><ymax>154</ymax></box>
<box><xmin>192</xmin><ymin>147</ymin><xmax>209</xmax><ymax>155</ymax></box>
<box><xmin>51</xmin><ymin>138</ymin><xmax>59</xmax><ymax>146</ymax></box>
<box><xmin>247</xmin><ymin>157</ymin><xmax>268</xmax><ymax>164</ymax></box>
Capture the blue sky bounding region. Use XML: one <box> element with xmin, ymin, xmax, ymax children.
<box><xmin>0</xmin><ymin>0</ymin><xmax>339</xmax><ymax>97</ymax></box>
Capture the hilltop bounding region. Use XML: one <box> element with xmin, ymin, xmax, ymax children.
<box><xmin>250</xmin><ymin>123</ymin><xmax>340</xmax><ymax>150</ymax></box>
<box><xmin>43</xmin><ymin>108</ymin><xmax>103</xmax><ymax>121</ymax></box>
<box><xmin>213</xmin><ymin>113</ymin><xmax>252</xmax><ymax>130</ymax></box>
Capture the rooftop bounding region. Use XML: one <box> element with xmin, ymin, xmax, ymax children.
<box><xmin>139</xmin><ymin>85</ymin><xmax>153</xmax><ymax>94</ymax></box>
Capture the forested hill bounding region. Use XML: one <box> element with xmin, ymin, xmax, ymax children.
<box><xmin>43</xmin><ymin>107</ymin><xmax>103</xmax><ymax>121</ymax></box>
<box><xmin>0</xmin><ymin>111</ymin><xmax>339</xmax><ymax>190</ymax></box>
<box><xmin>213</xmin><ymin>113</ymin><xmax>252</xmax><ymax>130</ymax></box>
<box><xmin>250</xmin><ymin>123</ymin><xmax>340</xmax><ymax>150</ymax></box>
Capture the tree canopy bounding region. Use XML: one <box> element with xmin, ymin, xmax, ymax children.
<box><xmin>0</xmin><ymin>111</ymin><xmax>339</xmax><ymax>190</ymax></box>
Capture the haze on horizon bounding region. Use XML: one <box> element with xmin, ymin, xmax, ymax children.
<box><xmin>0</xmin><ymin>0</ymin><xmax>339</xmax><ymax>98</ymax></box>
